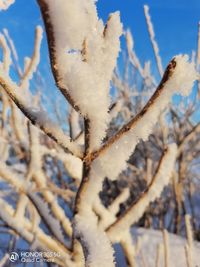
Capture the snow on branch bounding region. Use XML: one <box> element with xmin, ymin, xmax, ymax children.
<box><xmin>120</xmin><ymin>231</ymin><xmax>136</xmax><ymax>267</ymax></box>
<box><xmin>0</xmin><ymin>32</ymin><xmax>11</xmax><ymax>73</ymax></box>
<box><xmin>0</xmin><ymin>253</ymin><xmax>9</xmax><ymax>267</ymax></box>
<box><xmin>0</xmin><ymin>31</ymin><xmax>11</xmax><ymax>127</ymax></box>
<box><xmin>163</xmin><ymin>229</ymin><xmax>170</xmax><ymax>267</ymax></box>
<box><xmin>0</xmin><ymin>160</ymin><xmax>72</xmax><ymax>243</ymax></box>
<box><xmin>42</xmin><ymin>146</ymin><xmax>82</xmax><ymax>180</ymax></box>
<box><xmin>20</xmin><ymin>26</ymin><xmax>43</xmax><ymax>89</ymax></box>
<box><xmin>144</xmin><ymin>5</ymin><xmax>163</xmax><ymax>77</ymax></box>
<box><xmin>27</xmin><ymin>123</ymin><xmax>73</xmax><ymax>237</ymax></box>
<box><xmin>0</xmin><ymin>199</ymin><xmax>34</xmax><ymax>242</ymax></box>
<box><xmin>94</xmin><ymin>189</ymin><xmax>130</xmax><ymax>229</ymax></box>
<box><xmin>107</xmin><ymin>143</ymin><xmax>177</xmax><ymax>242</ymax></box>
<box><xmin>197</xmin><ymin>22</ymin><xmax>200</xmax><ymax>69</ymax></box>
<box><xmin>0</xmin><ymin>70</ymin><xmax>83</xmax><ymax>158</ymax></box>
<box><xmin>37</xmin><ymin>0</ymin><xmax>122</xmax><ymax>151</ymax></box>
<box><xmin>74</xmin><ymin>164</ymin><xmax>116</xmax><ymax>266</ymax></box>
<box><xmin>108</xmin><ymin>188</ymin><xmax>130</xmax><ymax>215</ymax></box>
<box><xmin>185</xmin><ymin>215</ymin><xmax>194</xmax><ymax>267</ymax></box>
<box><xmin>75</xmin><ymin>212</ymin><xmax>115</xmax><ymax>267</ymax></box>
<box><xmin>28</xmin><ymin>192</ymin><xmax>66</xmax><ymax>247</ymax></box>
<box><xmin>0</xmin><ymin>199</ymin><xmax>73</xmax><ymax>266</ymax></box>
<box><xmin>90</xmin><ymin>55</ymin><xmax>197</xmax><ymax>181</ymax></box>
<box><xmin>0</xmin><ymin>161</ymin><xmax>26</xmax><ymax>190</ymax></box>
<box><xmin>15</xmin><ymin>194</ymin><xmax>28</xmax><ymax>220</ymax></box>
<box><xmin>126</xmin><ymin>29</ymin><xmax>156</xmax><ymax>86</ymax></box>
<box><xmin>3</xmin><ymin>28</ymin><xmax>23</xmax><ymax>77</ymax></box>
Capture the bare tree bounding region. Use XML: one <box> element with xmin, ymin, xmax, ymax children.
<box><xmin>0</xmin><ymin>1</ymin><xmax>199</xmax><ymax>267</ymax></box>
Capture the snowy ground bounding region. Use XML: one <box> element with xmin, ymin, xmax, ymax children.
<box><xmin>115</xmin><ymin>228</ymin><xmax>200</xmax><ymax>267</ymax></box>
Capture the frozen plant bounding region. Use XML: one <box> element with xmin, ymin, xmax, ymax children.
<box><xmin>0</xmin><ymin>1</ymin><xmax>198</xmax><ymax>267</ymax></box>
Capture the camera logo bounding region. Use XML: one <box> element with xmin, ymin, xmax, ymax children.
<box><xmin>9</xmin><ymin>252</ymin><xmax>19</xmax><ymax>262</ymax></box>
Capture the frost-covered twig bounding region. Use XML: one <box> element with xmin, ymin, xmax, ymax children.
<box><xmin>0</xmin><ymin>199</ymin><xmax>73</xmax><ymax>266</ymax></box>
<box><xmin>144</xmin><ymin>5</ymin><xmax>163</xmax><ymax>77</ymax></box>
<box><xmin>185</xmin><ymin>215</ymin><xmax>194</xmax><ymax>267</ymax></box>
<box><xmin>0</xmin><ymin>253</ymin><xmax>9</xmax><ymax>267</ymax></box>
<box><xmin>177</xmin><ymin>122</ymin><xmax>200</xmax><ymax>156</ymax></box>
<box><xmin>20</xmin><ymin>26</ymin><xmax>43</xmax><ymax>89</ymax></box>
<box><xmin>89</xmin><ymin>56</ymin><xmax>196</xmax><ymax>181</ymax></box>
<box><xmin>69</xmin><ymin>108</ymin><xmax>81</xmax><ymax>140</ymax></box>
<box><xmin>108</xmin><ymin>188</ymin><xmax>130</xmax><ymax>215</ymax></box>
<box><xmin>0</xmin><ymin>32</ymin><xmax>11</xmax><ymax>73</ymax></box>
<box><xmin>0</xmin><ymin>31</ymin><xmax>11</xmax><ymax>128</ymax></box>
<box><xmin>0</xmin><ymin>161</ymin><xmax>26</xmax><ymax>190</ymax></box>
<box><xmin>0</xmin><ymin>159</ymin><xmax>72</xmax><ymax>244</ymax></box>
<box><xmin>155</xmin><ymin>243</ymin><xmax>163</xmax><ymax>267</ymax></box>
<box><xmin>163</xmin><ymin>229</ymin><xmax>170</xmax><ymax>267</ymax></box>
<box><xmin>41</xmin><ymin>146</ymin><xmax>82</xmax><ymax>180</ymax></box>
<box><xmin>126</xmin><ymin>30</ymin><xmax>145</xmax><ymax>78</ymax></box>
<box><xmin>197</xmin><ymin>22</ymin><xmax>200</xmax><ymax>69</ymax></box>
<box><xmin>28</xmin><ymin>192</ymin><xmax>66</xmax><ymax>247</ymax></box>
<box><xmin>120</xmin><ymin>231</ymin><xmax>136</xmax><ymax>267</ymax></box>
<box><xmin>0</xmin><ymin>71</ymin><xmax>83</xmax><ymax>157</ymax></box>
<box><xmin>3</xmin><ymin>28</ymin><xmax>23</xmax><ymax>77</ymax></box>
<box><xmin>126</xmin><ymin>29</ymin><xmax>156</xmax><ymax>86</ymax></box>
<box><xmin>27</xmin><ymin>123</ymin><xmax>73</xmax><ymax>237</ymax></box>
<box><xmin>14</xmin><ymin>194</ymin><xmax>28</xmax><ymax>220</ymax></box>
<box><xmin>94</xmin><ymin>189</ymin><xmax>130</xmax><ymax>230</ymax></box>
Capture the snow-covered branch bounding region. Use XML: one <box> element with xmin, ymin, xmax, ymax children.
<box><xmin>20</xmin><ymin>26</ymin><xmax>43</xmax><ymax>89</ymax></box>
<box><xmin>90</xmin><ymin>55</ymin><xmax>197</xmax><ymax>180</ymax></box>
<box><xmin>144</xmin><ymin>5</ymin><xmax>163</xmax><ymax>77</ymax></box>
<box><xmin>37</xmin><ymin>0</ymin><xmax>122</xmax><ymax>151</ymax></box>
<box><xmin>0</xmin><ymin>70</ymin><xmax>83</xmax><ymax>157</ymax></box>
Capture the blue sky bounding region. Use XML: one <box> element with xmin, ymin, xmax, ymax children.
<box><xmin>0</xmin><ymin>0</ymin><xmax>199</xmax><ymax>94</ymax></box>
<box><xmin>0</xmin><ymin>0</ymin><xmax>199</xmax><ymax>66</ymax></box>
<box><xmin>97</xmin><ymin>0</ymin><xmax>200</xmax><ymax>73</ymax></box>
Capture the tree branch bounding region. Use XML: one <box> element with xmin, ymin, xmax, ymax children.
<box><xmin>89</xmin><ymin>58</ymin><xmax>177</xmax><ymax>163</ymax></box>
<box><xmin>37</xmin><ymin>0</ymin><xmax>80</xmax><ymax>111</ymax></box>
<box><xmin>0</xmin><ymin>72</ymin><xmax>83</xmax><ymax>158</ymax></box>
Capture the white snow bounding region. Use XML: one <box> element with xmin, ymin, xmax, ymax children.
<box><xmin>42</xmin><ymin>147</ymin><xmax>82</xmax><ymax>180</ymax></box>
<box><xmin>75</xmin><ymin>212</ymin><xmax>115</xmax><ymax>267</ymax></box>
<box><xmin>129</xmin><ymin>228</ymin><xmax>200</xmax><ymax>267</ymax></box>
<box><xmin>44</xmin><ymin>0</ymin><xmax>122</xmax><ymax>150</ymax></box>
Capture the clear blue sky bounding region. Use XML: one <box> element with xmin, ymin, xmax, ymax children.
<box><xmin>0</xmin><ymin>0</ymin><xmax>200</xmax><ymax>61</ymax></box>
<box><xmin>0</xmin><ymin>0</ymin><xmax>199</xmax><ymax>89</ymax></box>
